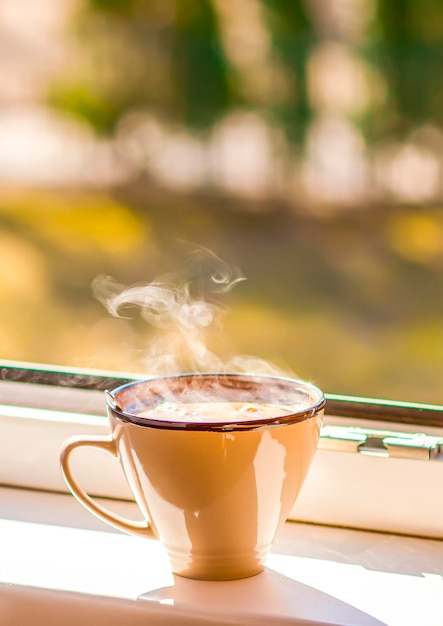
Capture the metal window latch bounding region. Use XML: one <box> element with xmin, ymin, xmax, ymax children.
<box><xmin>319</xmin><ymin>425</ymin><xmax>443</xmax><ymax>461</ymax></box>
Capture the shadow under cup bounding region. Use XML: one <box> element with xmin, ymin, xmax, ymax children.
<box><xmin>60</xmin><ymin>373</ymin><xmax>325</xmax><ymax>581</ymax></box>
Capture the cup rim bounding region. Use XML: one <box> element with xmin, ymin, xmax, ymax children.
<box><xmin>106</xmin><ymin>373</ymin><xmax>325</xmax><ymax>432</ymax></box>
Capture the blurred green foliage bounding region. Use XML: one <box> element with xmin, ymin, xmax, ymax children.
<box><xmin>261</xmin><ymin>0</ymin><xmax>315</xmax><ymax>144</ymax></box>
<box><xmin>365</xmin><ymin>0</ymin><xmax>443</xmax><ymax>139</ymax></box>
<box><xmin>51</xmin><ymin>0</ymin><xmax>443</xmax><ymax>144</ymax></box>
<box><xmin>51</xmin><ymin>0</ymin><xmax>235</xmax><ymax>134</ymax></box>
<box><xmin>50</xmin><ymin>0</ymin><xmax>317</xmax><ymax>140</ymax></box>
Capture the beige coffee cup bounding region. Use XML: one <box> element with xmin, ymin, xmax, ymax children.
<box><xmin>60</xmin><ymin>373</ymin><xmax>325</xmax><ymax>581</ymax></box>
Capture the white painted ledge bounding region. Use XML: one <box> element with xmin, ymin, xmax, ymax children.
<box><xmin>1</xmin><ymin>486</ymin><xmax>443</xmax><ymax>626</ymax></box>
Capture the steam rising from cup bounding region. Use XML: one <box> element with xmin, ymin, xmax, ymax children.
<box><xmin>92</xmin><ymin>247</ymin><xmax>290</xmax><ymax>377</ymax></box>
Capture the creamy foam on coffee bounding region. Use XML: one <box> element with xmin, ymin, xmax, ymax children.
<box><xmin>137</xmin><ymin>400</ymin><xmax>300</xmax><ymax>423</ymax></box>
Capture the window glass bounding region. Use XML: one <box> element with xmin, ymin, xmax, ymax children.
<box><xmin>1</xmin><ymin>0</ymin><xmax>443</xmax><ymax>405</ymax></box>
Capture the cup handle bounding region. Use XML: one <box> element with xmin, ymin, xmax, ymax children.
<box><xmin>60</xmin><ymin>435</ymin><xmax>149</xmax><ymax>537</ymax></box>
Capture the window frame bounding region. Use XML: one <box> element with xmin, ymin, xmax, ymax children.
<box><xmin>2</xmin><ymin>359</ymin><xmax>443</xmax><ymax>427</ymax></box>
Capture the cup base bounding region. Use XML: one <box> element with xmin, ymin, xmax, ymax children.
<box><xmin>168</xmin><ymin>546</ymin><xmax>269</xmax><ymax>581</ymax></box>
<box><xmin>173</xmin><ymin>563</ymin><xmax>265</xmax><ymax>581</ymax></box>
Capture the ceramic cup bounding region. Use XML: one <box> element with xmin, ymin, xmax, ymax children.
<box><xmin>60</xmin><ymin>373</ymin><xmax>325</xmax><ymax>581</ymax></box>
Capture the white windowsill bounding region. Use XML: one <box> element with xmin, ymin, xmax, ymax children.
<box><xmin>2</xmin><ymin>485</ymin><xmax>443</xmax><ymax>626</ymax></box>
